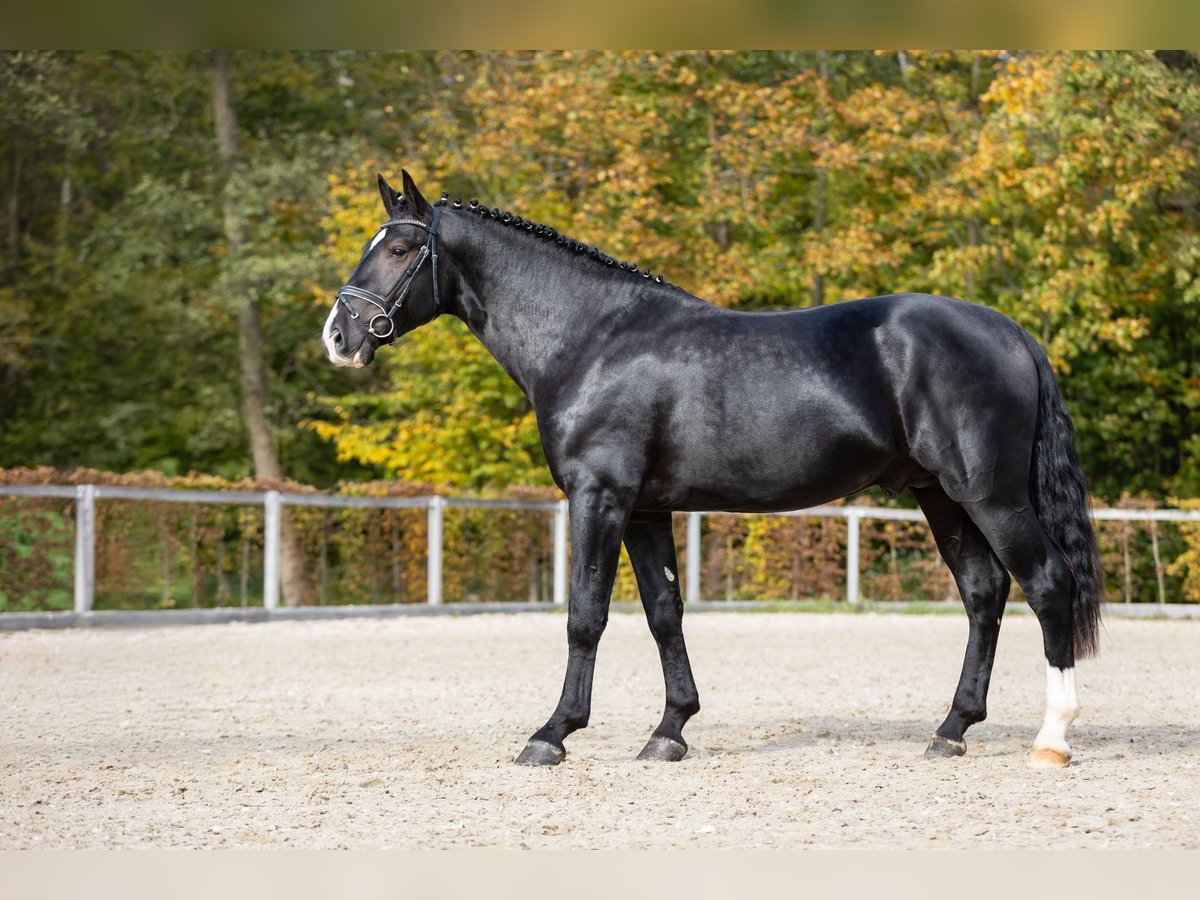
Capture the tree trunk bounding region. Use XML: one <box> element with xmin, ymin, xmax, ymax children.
<box><xmin>965</xmin><ymin>215</ymin><xmax>980</xmax><ymax>296</ymax></box>
<box><xmin>52</xmin><ymin>174</ymin><xmax>73</xmax><ymax>280</ymax></box>
<box><xmin>965</xmin><ymin>54</ymin><xmax>985</xmax><ymax>297</ymax></box>
<box><xmin>1151</xmin><ymin>520</ymin><xmax>1166</xmax><ymax>606</ymax></box>
<box><xmin>210</xmin><ymin>51</ymin><xmax>309</xmax><ymax>607</ymax></box>
<box><xmin>5</xmin><ymin>144</ymin><xmax>18</xmax><ymax>286</ymax></box>
<box><xmin>810</xmin><ymin>166</ymin><xmax>827</xmax><ymax>306</ymax></box>
<box><xmin>810</xmin><ymin>51</ymin><xmax>831</xmax><ymax>307</ymax></box>
<box><xmin>970</xmin><ymin>53</ymin><xmax>984</xmax><ymax>109</ymax></box>
<box><xmin>1121</xmin><ymin>522</ymin><xmax>1132</xmax><ymax>603</ymax></box>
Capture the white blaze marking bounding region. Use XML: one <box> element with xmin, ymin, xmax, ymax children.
<box><xmin>323</xmin><ymin>303</ymin><xmax>359</xmax><ymax>368</ymax></box>
<box><xmin>1032</xmin><ymin>664</ymin><xmax>1080</xmax><ymax>757</ymax></box>
<box><xmin>664</xmin><ymin>567</ymin><xmax>676</xmax><ymax>583</ymax></box>
<box><xmin>325</xmin><ymin>225</ymin><xmax>390</xmax><ymax>369</ymax></box>
<box><xmin>322</xmin><ymin>304</ymin><xmax>339</xmax><ymax>355</ymax></box>
<box><xmin>367</xmin><ymin>228</ymin><xmax>388</xmax><ymax>254</ymax></box>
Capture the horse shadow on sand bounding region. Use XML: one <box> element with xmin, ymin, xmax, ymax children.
<box><xmin>691</xmin><ymin>715</ymin><xmax>1199</xmax><ymax>763</ymax></box>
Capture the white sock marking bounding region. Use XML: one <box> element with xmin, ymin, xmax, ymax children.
<box><xmin>1032</xmin><ymin>664</ymin><xmax>1080</xmax><ymax>756</ymax></box>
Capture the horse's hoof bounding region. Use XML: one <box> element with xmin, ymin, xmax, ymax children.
<box><xmin>1027</xmin><ymin>747</ymin><xmax>1071</xmax><ymax>768</ymax></box>
<box><xmin>515</xmin><ymin>739</ymin><xmax>566</xmax><ymax>766</ymax></box>
<box><xmin>924</xmin><ymin>736</ymin><xmax>967</xmax><ymax>759</ymax></box>
<box><xmin>636</xmin><ymin>735</ymin><xmax>688</xmax><ymax>762</ymax></box>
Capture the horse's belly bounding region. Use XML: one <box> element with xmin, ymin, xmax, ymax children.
<box><xmin>639</xmin><ymin>431</ymin><xmax>893</xmax><ymax>513</ymax></box>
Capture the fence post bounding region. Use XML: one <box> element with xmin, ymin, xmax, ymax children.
<box><xmin>686</xmin><ymin>511</ymin><xmax>702</xmax><ymax>605</ymax></box>
<box><xmin>427</xmin><ymin>496</ymin><xmax>444</xmax><ymax>605</ymax></box>
<box><xmin>74</xmin><ymin>484</ymin><xmax>95</xmax><ymax>613</ymax></box>
<box><xmin>846</xmin><ymin>509</ymin><xmax>861</xmax><ymax>606</ymax></box>
<box><xmin>263</xmin><ymin>491</ymin><xmax>281</xmax><ymax>610</ymax></box>
<box><xmin>552</xmin><ymin>499</ymin><xmax>568</xmax><ymax>605</ymax></box>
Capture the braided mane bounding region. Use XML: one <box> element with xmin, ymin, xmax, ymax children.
<box><xmin>432</xmin><ymin>195</ymin><xmax>676</xmax><ymax>288</ymax></box>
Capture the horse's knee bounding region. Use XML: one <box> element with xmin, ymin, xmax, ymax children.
<box><xmin>566</xmin><ymin>609</ymin><xmax>607</xmax><ymax>648</ymax></box>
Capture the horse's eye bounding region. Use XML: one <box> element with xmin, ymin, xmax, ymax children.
<box><xmin>390</xmin><ymin>245</ymin><xmax>409</xmax><ymax>257</ymax></box>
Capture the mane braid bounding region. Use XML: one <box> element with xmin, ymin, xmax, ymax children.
<box><xmin>437</xmin><ymin>196</ymin><xmax>677</xmax><ymax>289</ymax></box>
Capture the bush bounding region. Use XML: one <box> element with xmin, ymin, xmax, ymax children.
<box><xmin>2</xmin><ymin>468</ymin><xmax>1198</xmax><ymax>610</ymax></box>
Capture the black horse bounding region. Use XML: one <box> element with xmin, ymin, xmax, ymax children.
<box><xmin>324</xmin><ymin>171</ymin><xmax>1103</xmax><ymax>769</ymax></box>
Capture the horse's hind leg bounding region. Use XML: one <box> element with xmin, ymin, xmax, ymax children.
<box><xmin>913</xmin><ymin>484</ymin><xmax>1011</xmax><ymax>759</ymax></box>
<box><xmin>959</xmin><ymin>496</ymin><xmax>1080</xmax><ymax>768</ymax></box>
<box><xmin>623</xmin><ymin>512</ymin><xmax>700</xmax><ymax>761</ymax></box>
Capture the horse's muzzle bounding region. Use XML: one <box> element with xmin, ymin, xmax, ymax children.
<box><xmin>324</xmin><ymin>325</ymin><xmax>375</xmax><ymax>369</ymax></box>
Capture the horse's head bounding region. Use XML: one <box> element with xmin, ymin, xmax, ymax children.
<box><xmin>323</xmin><ymin>170</ymin><xmax>443</xmax><ymax>368</ymax></box>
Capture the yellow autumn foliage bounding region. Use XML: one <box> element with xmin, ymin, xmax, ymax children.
<box><xmin>312</xmin><ymin>51</ymin><xmax>1200</xmax><ymax>503</ymax></box>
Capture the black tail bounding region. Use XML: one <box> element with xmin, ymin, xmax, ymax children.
<box><xmin>1019</xmin><ymin>329</ymin><xmax>1104</xmax><ymax>658</ymax></box>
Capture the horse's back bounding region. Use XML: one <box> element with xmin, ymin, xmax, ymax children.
<box><xmin>546</xmin><ymin>291</ymin><xmax>1039</xmax><ymax>512</ymax></box>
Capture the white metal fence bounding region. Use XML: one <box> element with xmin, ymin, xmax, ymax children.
<box><xmin>2</xmin><ymin>484</ymin><xmax>1200</xmax><ymax>612</ymax></box>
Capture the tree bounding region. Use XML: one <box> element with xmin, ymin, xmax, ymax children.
<box><xmin>313</xmin><ymin>51</ymin><xmax>1200</xmax><ymax>500</ymax></box>
<box><xmin>4</xmin><ymin>52</ymin><xmax>1200</xmax><ymax>506</ymax></box>
<box><xmin>211</xmin><ymin>50</ymin><xmax>313</xmax><ymax>605</ymax></box>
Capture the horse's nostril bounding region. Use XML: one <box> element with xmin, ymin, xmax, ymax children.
<box><xmin>331</xmin><ymin>329</ymin><xmax>344</xmax><ymax>349</ymax></box>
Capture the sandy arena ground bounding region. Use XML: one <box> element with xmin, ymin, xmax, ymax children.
<box><xmin>1</xmin><ymin>610</ymin><xmax>1197</xmax><ymax>849</ymax></box>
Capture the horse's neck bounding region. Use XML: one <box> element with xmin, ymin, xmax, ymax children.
<box><xmin>448</xmin><ymin>225</ymin><xmax>637</xmax><ymax>403</ymax></box>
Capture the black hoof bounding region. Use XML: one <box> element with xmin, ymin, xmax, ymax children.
<box><xmin>637</xmin><ymin>735</ymin><xmax>688</xmax><ymax>762</ymax></box>
<box><xmin>924</xmin><ymin>735</ymin><xmax>967</xmax><ymax>759</ymax></box>
<box><xmin>515</xmin><ymin>739</ymin><xmax>566</xmax><ymax>766</ymax></box>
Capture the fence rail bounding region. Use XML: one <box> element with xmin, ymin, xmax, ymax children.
<box><xmin>3</xmin><ymin>484</ymin><xmax>1200</xmax><ymax>614</ymax></box>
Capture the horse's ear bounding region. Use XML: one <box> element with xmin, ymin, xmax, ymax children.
<box><xmin>401</xmin><ymin>169</ymin><xmax>434</xmax><ymax>219</ymax></box>
<box><xmin>377</xmin><ymin>173</ymin><xmax>405</xmax><ymax>218</ymax></box>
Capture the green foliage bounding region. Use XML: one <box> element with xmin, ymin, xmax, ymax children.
<box><xmin>0</xmin><ymin>500</ymin><xmax>74</xmax><ymax>611</ymax></box>
<box><xmin>6</xmin><ymin>468</ymin><xmax>1200</xmax><ymax>608</ymax></box>
<box><xmin>3</xmin><ymin>51</ymin><xmax>1200</xmax><ymax>505</ymax></box>
<box><xmin>0</xmin><ymin>468</ymin><xmax>564</xmax><ymax>610</ymax></box>
<box><xmin>307</xmin><ymin>317</ymin><xmax>548</xmax><ymax>488</ymax></box>
<box><xmin>0</xmin><ymin>52</ymin><xmax>372</xmax><ymax>484</ymax></box>
<box><xmin>310</xmin><ymin>51</ymin><xmax>1200</xmax><ymax>500</ymax></box>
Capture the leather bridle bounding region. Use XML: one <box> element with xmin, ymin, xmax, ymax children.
<box><xmin>335</xmin><ymin>205</ymin><xmax>442</xmax><ymax>344</ymax></box>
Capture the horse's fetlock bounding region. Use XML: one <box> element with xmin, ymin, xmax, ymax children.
<box><xmin>677</xmin><ymin>696</ymin><xmax>701</xmax><ymax>718</ymax></box>
<box><xmin>565</xmin><ymin>712</ymin><xmax>589</xmax><ymax>731</ymax></box>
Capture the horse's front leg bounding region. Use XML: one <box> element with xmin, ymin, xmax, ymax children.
<box><xmin>624</xmin><ymin>511</ymin><xmax>700</xmax><ymax>761</ymax></box>
<box><xmin>515</xmin><ymin>481</ymin><xmax>631</xmax><ymax>766</ymax></box>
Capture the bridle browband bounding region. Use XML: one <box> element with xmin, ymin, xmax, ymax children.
<box><xmin>336</xmin><ymin>204</ymin><xmax>443</xmax><ymax>344</ymax></box>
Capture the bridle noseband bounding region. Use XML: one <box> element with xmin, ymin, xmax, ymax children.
<box><xmin>336</xmin><ymin>205</ymin><xmax>442</xmax><ymax>344</ymax></box>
